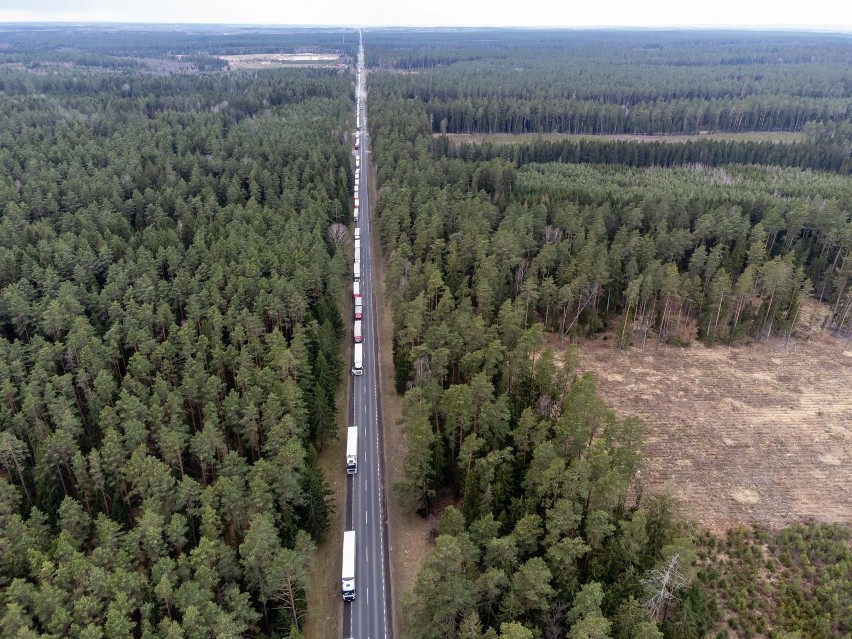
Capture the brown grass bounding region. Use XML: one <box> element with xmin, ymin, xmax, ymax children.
<box><xmin>302</xmin><ymin>307</ymin><xmax>350</xmax><ymax>639</ymax></box>
<box><xmin>220</xmin><ymin>53</ymin><xmax>341</xmax><ymax>69</ymax></box>
<box><xmin>572</xmin><ymin>301</ymin><xmax>852</xmax><ymax>535</ymax></box>
<box><xmin>370</xmin><ymin>141</ymin><xmax>436</xmax><ymax>639</ymax></box>
<box><xmin>440</xmin><ymin>131</ymin><xmax>805</xmax><ymax>145</ymax></box>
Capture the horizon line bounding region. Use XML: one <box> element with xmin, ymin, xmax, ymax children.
<box><xmin>1</xmin><ymin>21</ymin><xmax>851</xmax><ymax>33</ymax></box>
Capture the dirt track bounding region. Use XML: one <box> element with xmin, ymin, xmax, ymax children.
<box><xmin>577</xmin><ymin>335</ymin><xmax>852</xmax><ymax>534</ymax></box>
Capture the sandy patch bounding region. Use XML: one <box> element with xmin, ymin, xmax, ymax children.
<box><xmin>575</xmin><ymin>331</ymin><xmax>852</xmax><ymax>534</ymax></box>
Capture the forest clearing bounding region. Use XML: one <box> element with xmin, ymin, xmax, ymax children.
<box><xmin>574</xmin><ymin>316</ymin><xmax>852</xmax><ymax>534</ymax></box>
<box><xmin>219</xmin><ymin>52</ymin><xmax>341</xmax><ymax>68</ymax></box>
<box><xmin>441</xmin><ymin>130</ymin><xmax>805</xmax><ymax>144</ymax></box>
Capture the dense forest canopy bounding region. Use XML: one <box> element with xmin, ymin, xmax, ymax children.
<box><xmin>0</xmin><ymin>25</ymin><xmax>359</xmax><ymax>70</ymax></box>
<box><xmin>366</xmin><ymin>30</ymin><xmax>852</xmax><ymax>137</ymax></box>
<box><xmin>0</xmin><ymin>28</ymin><xmax>357</xmax><ymax>638</ymax></box>
<box><xmin>366</xmin><ymin>29</ymin><xmax>852</xmax><ymax>639</ymax></box>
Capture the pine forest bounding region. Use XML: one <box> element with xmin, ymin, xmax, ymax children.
<box><xmin>0</xmin><ymin>24</ymin><xmax>850</xmax><ymax>639</ymax></box>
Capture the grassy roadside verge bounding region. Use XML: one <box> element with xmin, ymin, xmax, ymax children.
<box><xmin>303</xmin><ymin>284</ymin><xmax>351</xmax><ymax>639</ymax></box>
<box><xmin>368</xmin><ymin>135</ymin><xmax>435</xmax><ymax>639</ymax></box>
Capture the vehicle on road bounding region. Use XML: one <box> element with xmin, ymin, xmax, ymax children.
<box><xmin>342</xmin><ymin>530</ymin><xmax>356</xmax><ymax>600</ymax></box>
<box><xmin>346</xmin><ymin>425</ymin><xmax>357</xmax><ymax>474</ymax></box>
<box><xmin>352</xmin><ymin>342</ymin><xmax>363</xmax><ymax>375</ymax></box>
<box><xmin>354</xmin><ymin>301</ymin><xmax>362</xmax><ymax>320</ymax></box>
<box><xmin>354</xmin><ymin>261</ymin><xmax>360</xmax><ymax>281</ymax></box>
<box><xmin>354</xmin><ymin>319</ymin><xmax>362</xmax><ymax>343</ymax></box>
<box><xmin>353</xmin><ymin>280</ymin><xmax>360</xmax><ymax>300</ymax></box>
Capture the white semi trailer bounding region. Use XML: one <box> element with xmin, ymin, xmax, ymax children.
<box><xmin>342</xmin><ymin>530</ymin><xmax>356</xmax><ymax>600</ymax></box>
<box><xmin>352</xmin><ymin>342</ymin><xmax>363</xmax><ymax>376</ymax></box>
<box><xmin>346</xmin><ymin>425</ymin><xmax>357</xmax><ymax>474</ymax></box>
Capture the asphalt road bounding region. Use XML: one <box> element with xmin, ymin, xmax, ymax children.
<box><xmin>344</xmin><ymin>32</ymin><xmax>391</xmax><ymax>639</ymax></box>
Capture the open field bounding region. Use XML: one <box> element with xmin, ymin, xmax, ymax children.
<box><xmin>573</xmin><ymin>313</ymin><xmax>852</xmax><ymax>535</ymax></box>
<box><xmin>219</xmin><ymin>52</ymin><xmax>342</xmax><ymax>69</ymax></box>
<box><xmin>441</xmin><ymin>130</ymin><xmax>805</xmax><ymax>144</ymax></box>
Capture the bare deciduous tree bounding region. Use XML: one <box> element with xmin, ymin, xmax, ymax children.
<box><xmin>641</xmin><ymin>553</ymin><xmax>687</xmax><ymax>622</ymax></box>
<box><xmin>327</xmin><ymin>222</ymin><xmax>350</xmax><ymax>250</ymax></box>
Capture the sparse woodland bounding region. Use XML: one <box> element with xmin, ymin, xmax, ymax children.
<box><xmin>0</xmin><ymin>27</ymin><xmax>358</xmax><ymax>638</ymax></box>
<box><xmin>367</xmin><ymin>30</ymin><xmax>852</xmax><ymax>639</ymax></box>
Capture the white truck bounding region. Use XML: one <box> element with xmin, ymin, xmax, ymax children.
<box><xmin>354</xmin><ymin>205</ymin><xmax>359</xmax><ymax>223</ymax></box>
<box><xmin>352</xmin><ymin>342</ymin><xmax>363</xmax><ymax>376</ymax></box>
<box><xmin>353</xmin><ymin>280</ymin><xmax>360</xmax><ymax>300</ymax></box>
<box><xmin>354</xmin><ymin>300</ymin><xmax>362</xmax><ymax>320</ymax></box>
<box><xmin>346</xmin><ymin>425</ymin><xmax>357</xmax><ymax>474</ymax></box>
<box><xmin>353</xmin><ymin>261</ymin><xmax>360</xmax><ymax>282</ymax></box>
<box><xmin>354</xmin><ymin>319</ymin><xmax>362</xmax><ymax>343</ymax></box>
<box><xmin>354</xmin><ymin>227</ymin><xmax>360</xmax><ymax>240</ymax></box>
<box><xmin>354</xmin><ymin>238</ymin><xmax>361</xmax><ymax>255</ymax></box>
<box><xmin>342</xmin><ymin>530</ymin><xmax>356</xmax><ymax>600</ymax></box>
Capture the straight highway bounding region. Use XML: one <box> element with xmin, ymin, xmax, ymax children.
<box><xmin>343</xmin><ymin>31</ymin><xmax>391</xmax><ymax>639</ymax></box>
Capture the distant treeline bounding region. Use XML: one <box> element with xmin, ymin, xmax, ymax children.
<box><xmin>440</xmin><ymin>131</ymin><xmax>852</xmax><ymax>174</ymax></box>
<box><xmin>0</xmin><ymin>25</ymin><xmax>360</xmax><ymax>69</ymax></box>
<box><xmin>366</xmin><ymin>29</ymin><xmax>852</xmax><ymax>138</ymax></box>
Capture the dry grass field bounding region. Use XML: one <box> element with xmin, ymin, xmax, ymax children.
<box><xmin>441</xmin><ymin>131</ymin><xmax>805</xmax><ymax>145</ymax></box>
<box><xmin>219</xmin><ymin>52</ymin><xmax>341</xmax><ymax>69</ymax></box>
<box><xmin>574</xmin><ymin>309</ymin><xmax>852</xmax><ymax>534</ymax></box>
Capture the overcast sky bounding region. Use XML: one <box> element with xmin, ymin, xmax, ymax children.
<box><xmin>0</xmin><ymin>0</ymin><xmax>851</xmax><ymax>30</ymax></box>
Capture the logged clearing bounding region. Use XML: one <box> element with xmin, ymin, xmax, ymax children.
<box><xmin>219</xmin><ymin>53</ymin><xmax>341</xmax><ymax>69</ymax></box>
<box><xmin>574</xmin><ymin>328</ymin><xmax>852</xmax><ymax>534</ymax></box>
<box><xmin>441</xmin><ymin>131</ymin><xmax>804</xmax><ymax>144</ymax></box>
